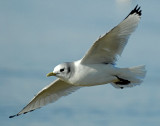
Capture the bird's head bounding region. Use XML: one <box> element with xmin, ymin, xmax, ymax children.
<box><xmin>47</xmin><ymin>62</ymin><xmax>72</xmax><ymax>81</ymax></box>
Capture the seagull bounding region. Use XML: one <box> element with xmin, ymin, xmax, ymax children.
<box><xmin>9</xmin><ymin>5</ymin><xmax>146</xmax><ymax>118</ymax></box>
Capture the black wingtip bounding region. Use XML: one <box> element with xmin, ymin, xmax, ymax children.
<box><xmin>9</xmin><ymin>114</ymin><xmax>20</xmax><ymax>118</ymax></box>
<box><xmin>9</xmin><ymin>115</ymin><xmax>15</xmax><ymax>118</ymax></box>
<box><xmin>125</xmin><ymin>5</ymin><xmax>142</xmax><ymax>19</ymax></box>
<box><xmin>132</xmin><ymin>4</ymin><xmax>142</xmax><ymax>16</ymax></box>
<box><xmin>9</xmin><ymin>109</ymin><xmax>36</xmax><ymax>118</ymax></box>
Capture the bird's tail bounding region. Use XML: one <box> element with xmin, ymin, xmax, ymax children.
<box><xmin>111</xmin><ymin>65</ymin><xmax>146</xmax><ymax>89</ymax></box>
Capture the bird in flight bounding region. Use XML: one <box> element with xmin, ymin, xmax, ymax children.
<box><xmin>9</xmin><ymin>5</ymin><xmax>146</xmax><ymax>118</ymax></box>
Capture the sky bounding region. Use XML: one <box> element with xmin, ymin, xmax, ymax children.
<box><xmin>0</xmin><ymin>0</ymin><xmax>160</xmax><ymax>126</ymax></box>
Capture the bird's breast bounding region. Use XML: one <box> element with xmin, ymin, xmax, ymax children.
<box><xmin>68</xmin><ymin>63</ymin><xmax>117</xmax><ymax>86</ymax></box>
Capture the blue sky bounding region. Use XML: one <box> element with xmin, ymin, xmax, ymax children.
<box><xmin>0</xmin><ymin>0</ymin><xmax>160</xmax><ymax>126</ymax></box>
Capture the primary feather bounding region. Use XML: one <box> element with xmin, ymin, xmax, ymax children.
<box><xmin>81</xmin><ymin>5</ymin><xmax>141</xmax><ymax>64</ymax></box>
<box><xmin>9</xmin><ymin>79</ymin><xmax>80</xmax><ymax>118</ymax></box>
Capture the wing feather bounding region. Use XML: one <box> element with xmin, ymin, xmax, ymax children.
<box><xmin>9</xmin><ymin>79</ymin><xmax>80</xmax><ymax>118</ymax></box>
<box><xmin>81</xmin><ymin>5</ymin><xmax>142</xmax><ymax>64</ymax></box>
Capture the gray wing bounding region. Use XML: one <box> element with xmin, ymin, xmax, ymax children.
<box><xmin>9</xmin><ymin>79</ymin><xmax>80</xmax><ymax>118</ymax></box>
<box><xmin>81</xmin><ymin>5</ymin><xmax>142</xmax><ymax>64</ymax></box>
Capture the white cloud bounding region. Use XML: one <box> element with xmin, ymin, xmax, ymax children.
<box><xmin>116</xmin><ymin>0</ymin><xmax>131</xmax><ymax>4</ymax></box>
<box><xmin>115</xmin><ymin>0</ymin><xmax>132</xmax><ymax>10</ymax></box>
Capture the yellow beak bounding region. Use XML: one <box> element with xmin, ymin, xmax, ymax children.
<box><xmin>46</xmin><ymin>72</ymin><xmax>56</xmax><ymax>77</ymax></box>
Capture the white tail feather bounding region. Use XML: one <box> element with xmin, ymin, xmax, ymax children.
<box><xmin>111</xmin><ymin>65</ymin><xmax>146</xmax><ymax>89</ymax></box>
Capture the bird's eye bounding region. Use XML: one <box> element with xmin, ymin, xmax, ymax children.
<box><xmin>60</xmin><ymin>68</ymin><xmax>65</xmax><ymax>72</ymax></box>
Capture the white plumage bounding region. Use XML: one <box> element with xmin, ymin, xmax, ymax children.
<box><xmin>15</xmin><ymin>79</ymin><xmax>80</xmax><ymax>116</ymax></box>
<box><xmin>9</xmin><ymin>5</ymin><xmax>146</xmax><ymax>118</ymax></box>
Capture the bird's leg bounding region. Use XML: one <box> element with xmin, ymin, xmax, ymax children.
<box><xmin>114</xmin><ymin>76</ymin><xmax>130</xmax><ymax>85</ymax></box>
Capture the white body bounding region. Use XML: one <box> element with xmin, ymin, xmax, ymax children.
<box><xmin>68</xmin><ymin>60</ymin><xmax>118</xmax><ymax>86</ymax></box>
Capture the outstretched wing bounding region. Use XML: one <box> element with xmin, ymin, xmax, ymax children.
<box><xmin>81</xmin><ymin>5</ymin><xmax>142</xmax><ymax>64</ymax></box>
<box><xmin>9</xmin><ymin>79</ymin><xmax>80</xmax><ymax>118</ymax></box>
